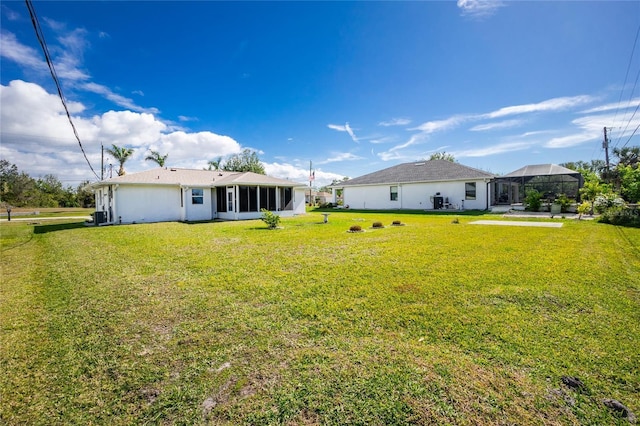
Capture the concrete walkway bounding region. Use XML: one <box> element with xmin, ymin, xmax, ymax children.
<box><xmin>469</xmin><ymin>220</ymin><xmax>563</xmax><ymax>228</ymax></box>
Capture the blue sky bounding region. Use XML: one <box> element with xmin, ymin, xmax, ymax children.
<box><xmin>1</xmin><ymin>1</ymin><xmax>639</xmax><ymax>187</ymax></box>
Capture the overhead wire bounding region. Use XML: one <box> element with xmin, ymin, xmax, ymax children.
<box><xmin>24</xmin><ymin>0</ymin><xmax>101</xmax><ymax>180</ymax></box>
<box><xmin>611</xmin><ymin>23</ymin><xmax>640</xmax><ymax>151</ymax></box>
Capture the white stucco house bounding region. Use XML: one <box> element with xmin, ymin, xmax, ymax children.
<box><xmin>91</xmin><ymin>167</ymin><xmax>306</xmax><ymax>225</ymax></box>
<box><xmin>331</xmin><ymin>160</ymin><xmax>494</xmax><ymax>210</ymax></box>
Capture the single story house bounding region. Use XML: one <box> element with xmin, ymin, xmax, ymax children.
<box><xmin>91</xmin><ymin>167</ymin><xmax>306</xmax><ymax>225</ymax></box>
<box><xmin>330</xmin><ymin>160</ymin><xmax>495</xmax><ymax>210</ymax></box>
<box><xmin>305</xmin><ymin>190</ymin><xmax>333</xmax><ymax>205</ymax></box>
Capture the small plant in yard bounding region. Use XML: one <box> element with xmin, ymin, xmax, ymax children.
<box><xmin>260</xmin><ymin>208</ymin><xmax>280</xmax><ymax>229</ymax></box>
<box><xmin>525</xmin><ymin>189</ymin><xmax>542</xmax><ymax>212</ymax></box>
<box><xmin>451</xmin><ymin>217</ymin><xmax>460</xmax><ymax>224</ymax></box>
<box><xmin>577</xmin><ymin>201</ymin><xmax>591</xmax><ymax>219</ymax></box>
<box><xmin>371</xmin><ymin>221</ymin><xmax>384</xmax><ymax>228</ymax></box>
<box><xmin>392</xmin><ymin>220</ymin><xmax>403</xmax><ymax>226</ymax></box>
<box><xmin>348</xmin><ymin>224</ymin><xmax>363</xmax><ymax>232</ymax></box>
<box><xmin>555</xmin><ymin>193</ymin><xmax>573</xmax><ymax>213</ymax></box>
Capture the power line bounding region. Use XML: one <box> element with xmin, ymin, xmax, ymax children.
<box><xmin>612</xmin><ymin>23</ymin><xmax>640</xmax><ymax>150</ymax></box>
<box><xmin>24</xmin><ymin>0</ymin><xmax>101</xmax><ymax>181</ymax></box>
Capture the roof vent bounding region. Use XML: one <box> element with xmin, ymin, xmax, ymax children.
<box><xmin>415</xmin><ymin>162</ymin><xmax>425</xmax><ymax>166</ymax></box>
<box><xmin>170</xmin><ymin>168</ymin><xmax>177</xmax><ymax>172</ymax></box>
<box><xmin>218</xmin><ymin>173</ymin><xmax>223</xmax><ymax>176</ymax></box>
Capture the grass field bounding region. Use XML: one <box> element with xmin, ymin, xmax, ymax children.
<box><xmin>1</xmin><ymin>211</ymin><xmax>638</xmax><ymax>425</ymax></box>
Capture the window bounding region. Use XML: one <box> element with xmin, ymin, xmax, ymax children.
<box><xmin>390</xmin><ymin>186</ymin><xmax>398</xmax><ymax>201</ymax></box>
<box><xmin>192</xmin><ymin>188</ymin><xmax>204</xmax><ymax>204</ymax></box>
<box><xmin>465</xmin><ymin>182</ymin><xmax>476</xmax><ymax>200</ymax></box>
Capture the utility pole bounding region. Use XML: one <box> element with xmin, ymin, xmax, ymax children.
<box><xmin>603</xmin><ymin>126</ymin><xmax>610</xmax><ymax>172</ymax></box>
<box><xmin>101</xmin><ymin>143</ymin><xmax>104</xmax><ymax>180</ymax></box>
<box><xmin>309</xmin><ymin>160</ymin><xmax>313</xmax><ymax>207</ymax></box>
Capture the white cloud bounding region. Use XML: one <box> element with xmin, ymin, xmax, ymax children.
<box><xmin>0</xmin><ymin>31</ymin><xmax>50</xmax><ymax>75</ymax></box>
<box><xmin>263</xmin><ymin>162</ymin><xmax>343</xmax><ymax>188</ymax></box>
<box><xmin>378</xmin><ymin>117</ymin><xmax>411</xmax><ymax>127</ymax></box>
<box><xmin>2</xmin><ymin>28</ymin><xmax>158</xmax><ymax>114</ymax></box>
<box><xmin>316</xmin><ymin>152</ymin><xmax>363</xmax><ymax>164</ymax></box>
<box><xmin>457</xmin><ymin>0</ymin><xmax>504</xmax><ymax>18</ymax></box>
<box><xmin>454</xmin><ymin>141</ymin><xmax>532</xmax><ymax>158</ymax></box>
<box><xmin>410</xmin><ymin>115</ymin><xmax>467</xmax><ymax>133</ymax></box>
<box><xmin>1</xmin><ymin>80</ymin><xmax>244</xmax><ymax>184</ymax></box>
<box><xmin>82</xmin><ymin>82</ymin><xmax>159</xmax><ymax>114</ymax></box>
<box><xmin>327</xmin><ymin>122</ymin><xmax>358</xmax><ymax>142</ymax></box>
<box><xmin>2</xmin><ymin>5</ymin><xmax>21</xmax><ymax>21</ymax></box>
<box><xmin>470</xmin><ymin>119</ymin><xmax>524</xmax><ymax>132</ymax></box>
<box><xmin>369</xmin><ymin>135</ymin><xmax>397</xmax><ymax>144</ymax></box>
<box><xmin>543</xmin><ymin>133</ymin><xmax>596</xmax><ymax>149</ymax></box>
<box><xmin>484</xmin><ymin>95</ymin><xmax>595</xmax><ymax>119</ymax></box>
<box><xmin>580</xmin><ymin>97</ymin><xmax>640</xmax><ymax>114</ymax></box>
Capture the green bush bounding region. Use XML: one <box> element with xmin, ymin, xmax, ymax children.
<box><xmin>577</xmin><ymin>201</ymin><xmax>591</xmax><ymax>218</ymax></box>
<box><xmin>372</xmin><ymin>221</ymin><xmax>384</xmax><ymax>228</ymax></box>
<box><xmin>349</xmin><ymin>224</ymin><xmax>362</xmax><ymax>232</ymax></box>
<box><xmin>525</xmin><ymin>190</ymin><xmax>542</xmax><ymax>212</ymax></box>
<box><xmin>555</xmin><ymin>194</ymin><xmax>573</xmax><ymax>213</ymax></box>
<box><xmin>593</xmin><ymin>194</ymin><xmax>625</xmax><ymax>214</ymax></box>
<box><xmin>260</xmin><ymin>209</ymin><xmax>281</xmax><ymax>229</ymax></box>
<box><xmin>598</xmin><ymin>206</ymin><xmax>640</xmax><ymax>228</ymax></box>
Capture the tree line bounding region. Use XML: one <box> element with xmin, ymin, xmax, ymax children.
<box><xmin>0</xmin><ymin>159</ymin><xmax>94</xmax><ymax>208</ymax></box>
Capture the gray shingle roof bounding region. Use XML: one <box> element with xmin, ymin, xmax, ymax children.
<box><xmin>502</xmin><ymin>164</ymin><xmax>580</xmax><ymax>178</ymax></box>
<box><xmin>337</xmin><ymin>160</ymin><xmax>494</xmax><ymax>186</ymax></box>
<box><xmin>93</xmin><ymin>167</ymin><xmax>305</xmax><ymax>188</ymax></box>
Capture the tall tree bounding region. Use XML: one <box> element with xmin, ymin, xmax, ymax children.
<box><xmin>222</xmin><ymin>149</ymin><xmax>265</xmax><ymax>174</ymax></box>
<box><xmin>613</xmin><ymin>146</ymin><xmax>639</xmax><ymax>169</ymax></box>
<box><xmin>428</xmin><ymin>152</ymin><xmax>456</xmax><ymax>162</ymax></box>
<box><xmin>106</xmin><ymin>144</ymin><xmax>134</xmax><ymax>176</ymax></box>
<box><xmin>207</xmin><ymin>157</ymin><xmax>223</xmax><ymax>171</ymax></box>
<box><xmin>145</xmin><ymin>150</ymin><xmax>168</xmax><ymax>167</ymax></box>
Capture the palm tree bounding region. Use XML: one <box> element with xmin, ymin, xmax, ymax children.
<box><xmin>145</xmin><ymin>150</ymin><xmax>168</xmax><ymax>167</ymax></box>
<box><xmin>207</xmin><ymin>157</ymin><xmax>223</xmax><ymax>171</ymax></box>
<box><xmin>106</xmin><ymin>144</ymin><xmax>134</xmax><ymax>176</ymax></box>
<box><xmin>613</xmin><ymin>146</ymin><xmax>639</xmax><ymax>169</ymax></box>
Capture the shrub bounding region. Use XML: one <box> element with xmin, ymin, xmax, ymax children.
<box><xmin>577</xmin><ymin>201</ymin><xmax>591</xmax><ymax>219</ymax></box>
<box><xmin>525</xmin><ymin>190</ymin><xmax>542</xmax><ymax>212</ymax></box>
<box><xmin>349</xmin><ymin>224</ymin><xmax>362</xmax><ymax>232</ymax></box>
<box><xmin>260</xmin><ymin>209</ymin><xmax>281</xmax><ymax>229</ymax></box>
<box><xmin>593</xmin><ymin>194</ymin><xmax>625</xmax><ymax>214</ymax></box>
<box><xmin>372</xmin><ymin>221</ymin><xmax>384</xmax><ymax>228</ymax></box>
<box><xmin>598</xmin><ymin>206</ymin><xmax>640</xmax><ymax>228</ymax></box>
<box><xmin>451</xmin><ymin>218</ymin><xmax>459</xmax><ymax>224</ymax></box>
<box><xmin>555</xmin><ymin>194</ymin><xmax>573</xmax><ymax>213</ymax></box>
<box><xmin>392</xmin><ymin>220</ymin><xmax>402</xmax><ymax>225</ymax></box>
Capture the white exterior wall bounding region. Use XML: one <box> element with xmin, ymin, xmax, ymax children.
<box><xmin>343</xmin><ymin>180</ymin><xmax>490</xmax><ymax>210</ymax></box>
<box><xmin>183</xmin><ymin>187</ymin><xmax>213</xmax><ymax>221</ymax></box>
<box><xmin>292</xmin><ymin>188</ymin><xmax>306</xmax><ymax>214</ymax></box>
<box><xmin>115</xmin><ymin>185</ymin><xmax>182</xmax><ymax>223</ymax></box>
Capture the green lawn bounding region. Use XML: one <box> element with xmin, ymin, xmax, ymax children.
<box><xmin>1</xmin><ymin>212</ymin><xmax>638</xmax><ymax>425</ymax></box>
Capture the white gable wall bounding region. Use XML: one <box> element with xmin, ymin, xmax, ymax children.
<box><xmin>114</xmin><ymin>184</ymin><xmax>182</xmax><ymax>223</ymax></box>
<box><xmin>343</xmin><ymin>180</ymin><xmax>489</xmax><ymax>210</ymax></box>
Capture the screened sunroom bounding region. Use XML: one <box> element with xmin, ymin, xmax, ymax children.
<box><xmin>492</xmin><ymin>164</ymin><xmax>584</xmax><ymax>206</ymax></box>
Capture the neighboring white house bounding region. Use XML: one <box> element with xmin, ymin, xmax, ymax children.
<box><xmin>330</xmin><ymin>160</ymin><xmax>494</xmax><ymax>210</ymax></box>
<box><xmin>91</xmin><ymin>167</ymin><xmax>306</xmax><ymax>225</ymax></box>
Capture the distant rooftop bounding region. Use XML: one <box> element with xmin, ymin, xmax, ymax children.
<box><xmin>502</xmin><ymin>164</ymin><xmax>581</xmax><ymax>178</ymax></box>
<box><xmin>336</xmin><ymin>160</ymin><xmax>494</xmax><ymax>186</ymax></box>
